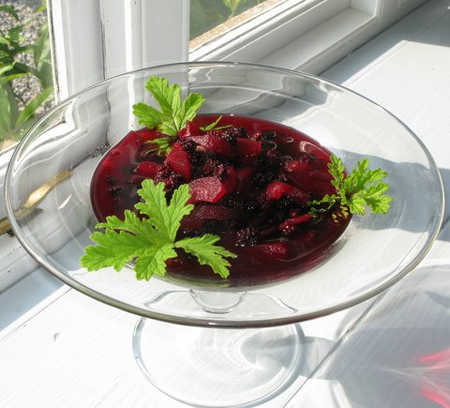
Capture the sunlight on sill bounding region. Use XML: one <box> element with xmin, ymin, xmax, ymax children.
<box><xmin>190</xmin><ymin>0</ymin><xmax>288</xmax><ymax>52</ymax></box>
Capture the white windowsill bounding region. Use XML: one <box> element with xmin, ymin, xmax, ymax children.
<box><xmin>259</xmin><ymin>7</ymin><xmax>374</xmax><ymax>72</ymax></box>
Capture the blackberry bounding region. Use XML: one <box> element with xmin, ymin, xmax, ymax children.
<box><xmin>213</xmin><ymin>126</ymin><xmax>243</xmax><ymax>146</ymax></box>
<box><xmin>280</xmin><ymin>223</ymin><xmax>297</xmax><ymax>236</ymax></box>
<box><xmin>183</xmin><ymin>140</ymin><xmax>206</xmax><ymax>173</ymax></box>
<box><xmin>275</xmin><ymin>195</ymin><xmax>295</xmax><ymax>211</ymax></box>
<box><xmin>181</xmin><ymin>140</ymin><xmax>197</xmax><ymax>154</ymax></box>
<box><xmin>203</xmin><ymin>219</ymin><xmax>224</xmax><ymax>233</ymax></box>
<box><xmin>203</xmin><ymin>158</ymin><xmax>226</xmax><ymax>179</ymax></box>
<box><xmin>154</xmin><ymin>166</ymin><xmax>183</xmax><ymax>193</ymax></box>
<box><xmin>107</xmin><ymin>185</ymin><xmax>122</xmax><ymax>197</ymax></box>
<box><xmin>190</xmin><ymin>150</ymin><xmax>206</xmax><ymax>170</ymax></box>
<box><xmin>257</xmin><ymin>152</ymin><xmax>282</xmax><ymax>172</ymax></box>
<box><xmin>108</xmin><ymin>186</ymin><xmax>123</xmax><ymax>197</ymax></box>
<box><xmin>262</xmin><ymin>130</ymin><xmax>276</xmax><ymax>141</ymax></box>
<box><xmin>245</xmin><ymin>199</ymin><xmax>260</xmax><ymax>213</ymax></box>
<box><xmin>252</xmin><ymin>171</ymin><xmax>277</xmax><ymax>188</ymax></box>
<box><xmin>262</xmin><ymin>140</ymin><xmax>277</xmax><ymax>151</ymax></box>
<box><xmin>105</xmin><ymin>176</ymin><xmax>117</xmax><ymax>185</ymax></box>
<box><xmin>235</xmin><ymin>227</ymin><xmax>259</xmax><ymax>247</ymax></box>
<box><xmin>221</xmin><ymin>193</ymin><xmax>244</xmax><ymax>209</ymax></box>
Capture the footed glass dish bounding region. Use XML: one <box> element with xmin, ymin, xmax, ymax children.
<box><xmin>4</xmin><ymin>62</ymin><xmax>444</xmax><ymax>407</ymax></box>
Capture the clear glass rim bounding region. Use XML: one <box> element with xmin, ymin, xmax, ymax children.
<box><xmin>4</xmin><ymin>61</ymin><xmax>445</xmax><ymax>328</ymax></box>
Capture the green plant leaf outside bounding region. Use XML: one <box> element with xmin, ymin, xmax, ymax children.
<box><xmin>16</xmin><ymin>86</ymin><xmax>52</xmax><ymax>129</ymax></box>
<box><xmin>0</xmin><ymin>5</ymin><xmax>19</xmax><ymax>20</ymax></box>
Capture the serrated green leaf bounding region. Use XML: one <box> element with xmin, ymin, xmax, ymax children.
<box><xmin>135</xmin><ymin>180</ymin><xmax>194</xmax><ymax>241</ymax></box>
<box><xmin>82</xmin><ymin>180</ymin><xmax>235</xmax><ymax>281</ymax></box>
<box><xmin>132</xmin><ymin>102</ymin><xmax>162</xmax><ymax>129</ymax></box>
<box><xmin>132</xmin><ymin>76</ymin><xmax>205</xmax><ymax>141</ymax></box>
<box><xmin>134</xmin><ymin>244</ymin><xmax>177</xmax><ymax>280</ymax></box>
<box><xmin>166</xmin><ymin>184</ymin><xmax>194</xmax><ymax>241</ymax></box>
<box><xmin>358</xmin><ymin>183</ymin><xmax>392</xmax><ymax>214</ymax></box>
<box><xmin>144</xmin><ymin>137</ymin><xmax>172</xmax><ymax>155</ymax></box>
<box><xmin>348</xmin><ymin>195</ymin><xmax>366</xmax><ymax>215</ymax></box>
<box><xmin>81</xmin><ymin>230</ymin><xmax>150</xmax><ymax>272</ymax></box>
<box><xmin>309</xmin><ymin>155</ymin><xmax>392</xmax><ymax>218</ymax></box>
<box><xmin>157</xmin><ymin>112</ymin><xmax>178</xmax><ymax>137</ymax></box>
<box><xmin>146</xmin><ymin>76</ymin><xmax>181</xmax><ymax>115</ymax></box>
<box><xmin>179</xmin><ymin>93</ymin><xmax>204</xmax><ymax>124</ymax></box>
<box><xmin>175</xmin><ymin>234</ymin><xmax>237</xmax><ymax>279</ymax></box>
<box><xmin>97</xmin><ymin>210</ymin><xmax>166</xmax><ymax>246</ymax></box>
<box><xmin>135</xmin><ymin>179</ymin><xmax>172</xmax><ymax>238</ymax></box>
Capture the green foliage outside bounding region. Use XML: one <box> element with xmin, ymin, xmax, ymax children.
<box><xmin>0</xmin><ymin>0</ymin><xmax>53</xmax><ymax>148</ymax></box>
<box><xmin>190</xmin><ymin>0</ymin><xmax>266</xmax><ymax>40</ymax></box>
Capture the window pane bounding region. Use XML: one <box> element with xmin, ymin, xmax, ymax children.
<box><xmin>190</xmin><ymin>0</ymin><xmax>287</xmax><ymax>51</ymax></box>
<box><xmin>0</xmin><ymin>0</ymin><xmax>54</xmax><ymax>152</ymax></box>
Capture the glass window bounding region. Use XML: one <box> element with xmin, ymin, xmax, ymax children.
<box><xmin>0</xmin><ymin>0</ymin><xmax>53</xmax><ymax>153</ymax></box>
<box><xmin>190</xmin><ymin>0</ymin><xmax>288</xmax><ymax>51</ymax></box>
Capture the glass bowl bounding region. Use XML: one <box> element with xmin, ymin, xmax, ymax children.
<box><xmin>5</xmin><ymin>61</ymin><xmax>443</xmax><ymax>327</ymax></box>
<box><xmin>4</xmin><ymin>62</ymin><xmax>444</xmax><ymax>407</ymax></box>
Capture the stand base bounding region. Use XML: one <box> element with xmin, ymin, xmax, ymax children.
<box><xmin>133</xmin><ymin>318</ymin><xmax>304</xmax><ymax>407</ymax></box>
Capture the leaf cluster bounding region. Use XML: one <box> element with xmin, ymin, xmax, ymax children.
<box><xmin>309</xmin><ymin>155</ymin><xmax>392</xmax><ymax>218</ymax></box>
<box><xmin>81</xmin><ymin>180</ymin><xmax>236</xmax><ymax>280</ymax></box>
<box><xmin>133</xmin><ymin>76</ymin><xmax>205</xmax><ymax>155</ymax></box>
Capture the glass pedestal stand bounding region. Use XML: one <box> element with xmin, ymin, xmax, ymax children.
<box><xmin>132</xmin><ymin>291</ymin><xmax>304</xmax><ymax>407</ymax></box>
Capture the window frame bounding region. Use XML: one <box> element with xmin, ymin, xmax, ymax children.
<box><xmin>190</xmin><ymin>0</ymin><xmax>429</xmax><ymax>73</ymax></box>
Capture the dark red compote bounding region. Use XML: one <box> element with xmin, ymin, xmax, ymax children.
<box><xmin>91</xmin><ymin>115</ymin><xmax>350</xmax><ymax>287</ymax></box>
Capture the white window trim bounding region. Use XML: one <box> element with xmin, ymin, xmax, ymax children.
<box><xmin>190</xmin><ymin>0</ymin><xmax>351</xmax><ymax>62</ymax></box>
<box><xmin>191</xmin><ymin>0</ymin><xmax>428</xmax><ymax>74</ymax></box>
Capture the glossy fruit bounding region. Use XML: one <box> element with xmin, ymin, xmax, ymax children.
<box><xmin>91</xmin><ymin>114</ymin><xmax>350</xmax><ymax>284</ymax></box>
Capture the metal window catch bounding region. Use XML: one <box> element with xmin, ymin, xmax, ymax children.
<box><xmin>0</xmin><ymin>170</ymin><xmax>72</xmax><ymax>236</ymax></box>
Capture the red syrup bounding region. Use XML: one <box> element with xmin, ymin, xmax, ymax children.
<box><xmin>91</xmin><ymin>115</ymin><xmax>350</xmax><ymax>287</ymax></box>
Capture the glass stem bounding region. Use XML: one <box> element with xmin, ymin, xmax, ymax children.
<box><xmin>190</xmin><ymin>289</ymin><xmax>246</xmax><ymax>314</ymax></box>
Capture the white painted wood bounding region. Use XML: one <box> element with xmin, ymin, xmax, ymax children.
<box><xmin>260</xmin><ymin>7</ymin><xmax>374</xmax><ymax>72</ymax></box>
<box><xmin>0</xmin><ymin>276</ymin><xmax>64</xmax><ymax>334</ymax></box>
<box><xmin>100</xmin><ymin>0</ymin><xmax>189</xmax><ymax>79</ymax></box>
<box><xmin>100</xmin><ymin>0</ymin><xmax>189</xmax><ymax>147</ymax></box>
<box><xmin>49</xmin><ymin>0</ymin><xmax>104</xmax><ymax>100</ymax></box>
<box><xmin>191</xmin><ymin>0</ymin><xmax>350</xmax><ymax>62</ymax></box>
<box><xmin>192</xmin><ymin>0</ymin><xmax>428</xmax><ymax>75</ymax></box>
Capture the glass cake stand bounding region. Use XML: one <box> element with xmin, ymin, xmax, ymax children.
<box><xmin>4</xmin><ymin>62</ymin><xmax>444</xmax><ymax>407</ymax></box>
